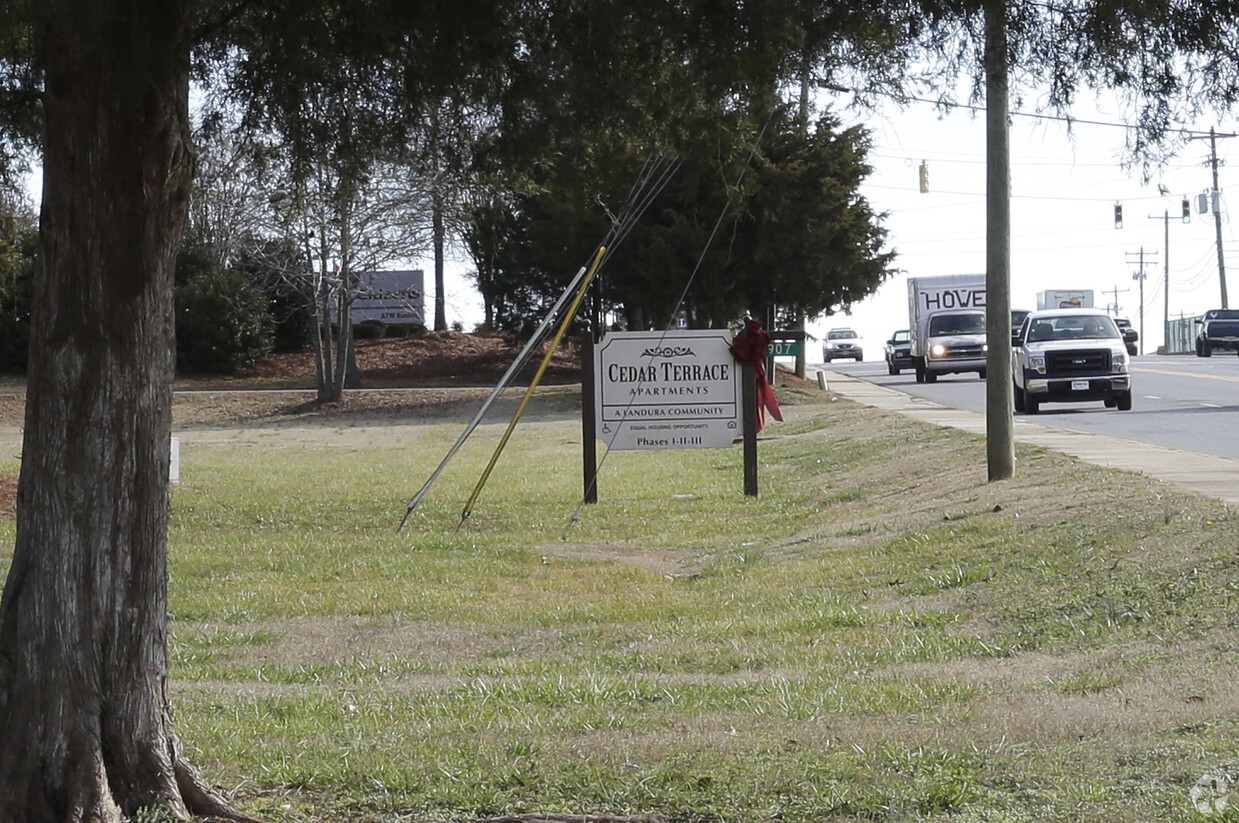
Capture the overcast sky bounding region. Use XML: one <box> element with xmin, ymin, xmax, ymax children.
<box><xmin>801</xmin><ymin>91</ymin><xmax>1237</xmax><ymax>358</ymax></box>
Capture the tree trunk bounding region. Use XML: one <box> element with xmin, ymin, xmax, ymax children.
<box><xmin>331</xmin><ymin>287</ymin><xmax>353</xmax><ymax>401</ymax></box>
<box><xmin>341</xmin><ymin>281</ymin><xmax>361</xmax><ymax>391</ymax></box>
<box><xmin>315</xmin><ymin>276</ymin><xmax>334</xmax><ymax>402</ymax></box>
<box><xmin>0</xmin><ymin>4</ymin><xmax>261</xmax><ymax>821</ymax></box>
<box><xmin>433</xmin><ymin>189</ymin><xmax>447</xmax><ymax>331</ymax></box>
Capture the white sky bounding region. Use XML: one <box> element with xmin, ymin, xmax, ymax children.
<box><xmin>801</xmin><ymin>93</ymin><xmax>1237</xmax><ymax>357</ymax></box>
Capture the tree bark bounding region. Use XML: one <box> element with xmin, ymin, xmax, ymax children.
<box><xmin>315</xmin><ymin>276</ymin><xmax>335</xmax><ymax>402</ymax></box>
<box><xmin>434</xmin><ymin>188</ymin><xmax>447</xmax><ymax>331</ymax></box>
<box><xmin>0</xmin><ymin>3</ymin><xmax>261</xmax><ymax>821</ymax></box>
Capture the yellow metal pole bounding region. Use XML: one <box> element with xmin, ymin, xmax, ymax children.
<box><xmin>458</xmin><ymin>246</ymin><xmax>607</xmax><ymax>526</ymax></box>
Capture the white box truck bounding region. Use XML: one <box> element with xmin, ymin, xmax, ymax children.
<box><xmin>907</xmin><ymin>275</ymin><xmax>988</xmax><ymax>383</ymax></box>
<box><xmin>1036</xmin><ymin>290</ymin><xmax>1094</xmax><ymax>310</ymax></box>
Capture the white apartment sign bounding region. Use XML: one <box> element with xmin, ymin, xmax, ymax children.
<box><xmin>595</xmin><ymin>330</ymin><xmax>741</xmax><ymax>450</ymax></box>
<box><xmin>333</xmin><ymin>269</ymin><xmax>425</xmax><ymax>324</ymax></box>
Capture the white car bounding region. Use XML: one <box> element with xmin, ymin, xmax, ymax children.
<box><xmin>1012</xmin><ymin>308</ymin><xmax>1131</xmax><ymax>414</ymax></box>
<box><xmin>822</xmin><ymin>328</ymin><xmax>863</xmax><ymax>362</ymax></box>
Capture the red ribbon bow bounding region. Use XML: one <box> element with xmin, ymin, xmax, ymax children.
<box><xmin>729</xmin><ymin>318</ymin><xmax>783</xmax><ymax>431</ymax></box>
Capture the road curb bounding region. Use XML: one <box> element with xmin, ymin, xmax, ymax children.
<box><xmin>819</xmin><ymin>368</ymin><xmax>1239</xmax><ymax>506</ymax></box>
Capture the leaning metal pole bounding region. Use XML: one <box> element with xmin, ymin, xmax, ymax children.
<box><xmin>397</xmin><ymin>261</ymin><xmax>593</xmax><ymax>531</ymax></box>
<box><xmin>457</xmin><ymin>246</ymin><xmax>607</xmax><ymax>527</ymax></box>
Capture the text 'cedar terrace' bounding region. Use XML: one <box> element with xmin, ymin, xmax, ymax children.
<box><xmin>607</xmin><ymin>363</ymin><xmax>732</xmax><ymax>383</ymax></box>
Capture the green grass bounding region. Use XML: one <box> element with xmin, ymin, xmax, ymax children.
<box><xmin>15</xmin><ymin>388</ymin><xmax>1239</xmax><ymax>821</ymax></box>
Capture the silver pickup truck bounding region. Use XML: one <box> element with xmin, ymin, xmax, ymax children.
<box><xmin>1012</xmin><ymin>309</ymin><xmax>1132</xmax><ymax>414</ymax></box>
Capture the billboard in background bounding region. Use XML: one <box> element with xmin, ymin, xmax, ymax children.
<box><xmin>333</xmin><ymin>270</ymin><xmax>425</xmax><ymax>325</ymax></box>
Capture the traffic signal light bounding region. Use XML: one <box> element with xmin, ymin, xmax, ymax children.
<box><xmin>1182</xmin><ymin>198</ymin><xmax>1191</xmax><ymax>223</ymax></box>
<box><xmin>918</xmin><ymin>160</ymin><xmax>929</xmax><ymax>193</ymax></box>
<box><xmin>1114</xmin><ymin>203</ymin><xmax>1123</xmax><ymax>229</ymax></box>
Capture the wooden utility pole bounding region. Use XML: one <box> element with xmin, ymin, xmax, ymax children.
<box><xmin>1126</xmin><ymin>248</ymin><xmax>1155</xmax><ymax>356</ymax></box>
<box><xmin>984</xmin><ymin>0</ymin><xmax>1014</xmax><ymax>480</ymax></box>
<box><xmin>1187</xmin><ymin>128</ymin><xmax>1235</xmax><ymax>309</ymax></box>
<box><xmin>1141</xmin><ymin>212</ymin><xmax>1180</xmax><ymax>351</ymax></box>
<box><xmin>1208</xmin><ymin>128</ymin><xmax>1231</xmax><ymax>309</ymax></box>
<box><xmin>1102</xmin><ymin>284</ymin><xmax>1129</xmax><ymax>315</ymax></box>
<box><xmin>1154</xmin><ymin>210</ymin><xmax>1170</xmax><ymax>352</ymax></box>
<box><xmin>580</xmin><ymin>330</ymin><xmax>598</xmax><ymax>504</ymax></box>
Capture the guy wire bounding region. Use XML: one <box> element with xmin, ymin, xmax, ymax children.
<box><xmin>562</xmin><ymin>111</ymin><xmax>779</xmax><ymax>540</ymax></box>
<box><xmin>457</xmin><ymin>246</ymin><xmax>608</xmax><ymax>527</ymax></box>
<box><xmin>403</xmin><ymin>152</ymin><xmax>680</xmax><ymax>531</ymax></box>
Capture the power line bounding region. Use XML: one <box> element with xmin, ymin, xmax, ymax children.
<box><xmin>868</xmin><ymin>149</ymin><xmax>1204</xmax><ymax>172</ymax></box>
<box><xmin>845</xmin><ymin>88</ymin><xmax>1230</xmax><ymax>139</ymax></box>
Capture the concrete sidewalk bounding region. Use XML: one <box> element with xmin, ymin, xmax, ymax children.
<box><xmin>819</xmin><ymin>369</ymin><xmax>1239</xmax><ymax>506</ymax></box>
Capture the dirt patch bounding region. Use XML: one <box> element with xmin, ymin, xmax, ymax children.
<box><xmin>0</xmin><ymin>473</ymin><xmax>15</xmax><ymax>519</ymax></box>
<box><xmin>169</xmin><ymin>333</ymin><xmax>824</xmax><ymax>429</ymax></box>
<box><xmin>189</xmin><ymin>616</ymin><xmax>506</xmax><ymax>677</ymax></box>
<box><xmin>180</xmin><ymin>331</ymin><xmax>584</xmax><ymax>391</ymax></box>
<box><xmin>535</xmin><ymin>543</ymin><xmax>709</xmax><ymax>579</ymax></box>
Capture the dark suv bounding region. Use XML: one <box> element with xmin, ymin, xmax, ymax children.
<box><xmin>1113</xmin><ymin>318</ymin><xmax>1139</xmax><ymax>355</ymax></box>
<box><xmin>1195</xmin><ymin>309</ymin><xmax>1239</xmax><ymax>356</ymax></box>
<box><xmin>884</xmin><ymin>329</ymin><xmax>912</xmax><ymax>375</ymax></box>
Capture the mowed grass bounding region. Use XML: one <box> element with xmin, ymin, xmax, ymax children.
<box><xmin>12</xmin><ymin>385</ymin><xmax>1239</xmax><ymax>822</ymax></box>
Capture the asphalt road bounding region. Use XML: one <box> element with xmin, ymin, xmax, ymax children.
<box><xmin>818</xmin><ymin>353</ymin><xmax>1239</xmax><ymax>461</ymax></box>
<box><xmin>810</xmin><ymin>353</ymin><xmax>1239</xmax><ymax>505</ymax></box>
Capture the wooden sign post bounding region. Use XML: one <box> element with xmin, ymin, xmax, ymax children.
<box><xmin>583</xmin><ymin>329</ymin><xmax>749</xmax><ymax>500</ymax></box>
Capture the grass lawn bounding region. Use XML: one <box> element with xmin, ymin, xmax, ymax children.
<box><xmin>7</xmin><ymin>379</ymin><xmax>1239</xmax><ymax>822</ymax></box>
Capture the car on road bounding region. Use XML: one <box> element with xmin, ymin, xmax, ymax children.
<box><xmin>884</xmin><ymin>329</ymin><xmax>913</xmax><ymax>375</ymax></box>
<box><xmin>917</xmin><ymin>309</ymin><xmax>988</xmax><ymax>382</ymax></box>
<box><xmin>822</xmin><ymin>328</ymin><xmax>863</xmax><ymax>362</ymax></box>
<box><xmin>1011</xmin><ymin>309</ymin><xmax>1031</xmax><ymax>336</ymax></box>
<box><xmin>1012</xmin><ymin>308</ymin><xmax>1131</xmax><ymax>414</ymax></box>
<box><xmin>1113</xmin><ymin>317</ymin><xmax>1139</xmax><ymax>355</ymax></box>
<box><xmin>1194</xmin><ymin>309</ymin><xmax>1239</xmax><ymax>356</ymax></box>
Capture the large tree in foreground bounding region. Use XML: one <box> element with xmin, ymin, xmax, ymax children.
<box><xmin>0</xmin><ymin>1</ymin><xmax>259</xmax><ymax>820</ymax></box>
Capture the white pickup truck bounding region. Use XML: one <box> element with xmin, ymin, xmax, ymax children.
<box><xmin>1012</xmin><ymin>308</ymin><xmax>1131</xmax><ymax>414</ymax></box>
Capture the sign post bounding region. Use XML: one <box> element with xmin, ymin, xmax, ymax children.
<box><xmin>765</xmin><ymin>330</ymin><xmax>805</xmax><ymax>388</ymax></box>
<box><xmin>741</xmin><ymin>363</ymin><xmax>758</xmax><ymax>496</ymax></box>
<box><xmin>580</xmin><ymin>330</ymin><xmax>599</xmax><ymax>504</ymax></box>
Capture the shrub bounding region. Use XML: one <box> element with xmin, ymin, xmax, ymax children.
<box><xmin>353</xmin><ymin>319</ymin><xmax>386</xmax><ymax>340</ymax></box>
<box><xmin>264</xmin><ymin>280</ymin><xmax>316</xmax><ymax>354</ymax></box>
<box><xmin>176</xmin><ymin>267</ymin><xmax>275</xmax><ymax>374</ymax></box>
<box><xmin>0</xmin><ymin>226</ymin><xmax>36</xmax><ymax>373</ymax></box>
<box><xmin>386</xmin><ymin>322</ymin><xmax>426</xmax><ymax>337</ymax></box>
